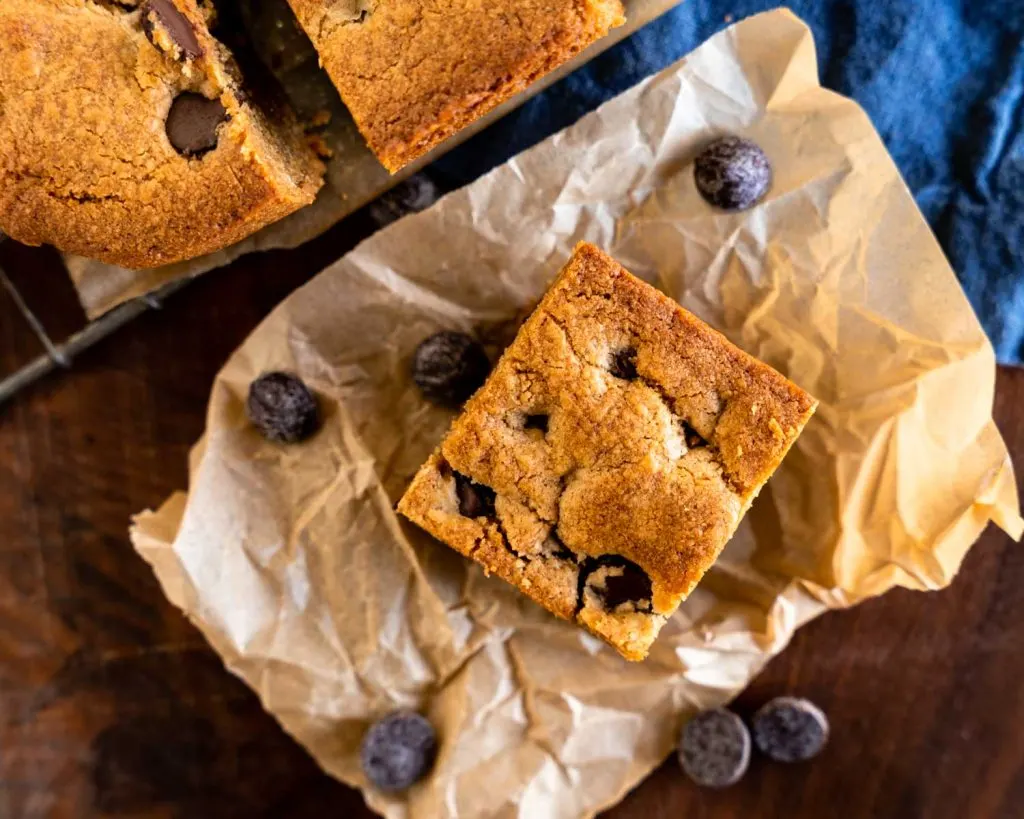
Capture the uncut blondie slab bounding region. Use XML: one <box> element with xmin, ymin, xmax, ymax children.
<box><xmin>398</xmin><ymin>243</ymin><xmax>817</xmax><ymax>660</ymax></box>
<box><xmin>0</xmin><ymin>0</ymin><xmax>323</xmax><ymax>269</ymax></box>
<box><xmin>284</xmin><ymin>0</ymin><xmax>625</xmax><ymax>172</ymax></box>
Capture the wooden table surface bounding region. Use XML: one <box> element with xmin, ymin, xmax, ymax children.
<box><xmin>1</xmin><ymin>222</ymin><xmax>1021</xmax><ymax>819</ymax></box>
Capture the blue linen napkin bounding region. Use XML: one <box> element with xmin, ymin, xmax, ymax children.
<box><xmin>433</xmin><ymin>1</ymin><xmax>1024</xmax><ymax>365</ymax></box>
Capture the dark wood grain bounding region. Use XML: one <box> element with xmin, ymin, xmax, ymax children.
<box><xmin>0</xmin><ymin>225</ymin><xmax>1021</xmax><ymax>819</ymax></box>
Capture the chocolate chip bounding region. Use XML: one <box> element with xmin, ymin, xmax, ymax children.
<box><xmin>411</xmin><ymin>331</ymin><xmax>490</xmax><ymax>406</ymax></box>
<box><xmin>609</xmin><ymin>348</ymin><xmax>638</xmax><ymax>380</ymax></box>
<box><xmin>142</xmin><ymin>0</ymin><xmax>203</xmax><ymax>60</ymax></box>
<box><xmin>576</xmin><ymin>554</ymin><xmax>653</xmax><ymax>615</ymax></box>
<box><xmin>752</xmin><ymin>696</ymin><xmax>829</xmax><ymax>763</ymax></box>
<box><xmin>524</xmin><ymin>414</ymin><xmax>548</xmax><ymax>434</ymax></box>
<box><xmin>694</xmin><ymin>135</ymin><xmax>772</xmax><ymax>211</ymax></box>
<box><xmin>246</xmin><ymin>372</ymin><xmax>319</xmax><ymax>443</ymax></box>
<box><xmin>369</xmin><ymin>174</ymin><xmax>440</xmax><ymax>228</ymax></box>
<box><xmin>166</xmin><ymin>92</ymin><xmax>227</xmax><ymax>157</ymax></box>
<box><xmin>601</xmin><ymin>561</ymin><xmax>653</xmax><ymax>609</ymax></box>
<box><xmin>678</xmin><ymin>708</ymin><xmax>751</xmax><ymax>788</ymax></box>
<box><xmin>682</xmin><ymin>422</ymin><xmax>708</xmax><ymax>449</ymax></box>
<box><xmin>360</xmin><ymin>712</ymin><xmax>437</xmax><ymax>792</ymax></box>
<box><xmin>453</xmin><ymin>472</ymin><xmax>496</xmax><ymax>519</ymax></box>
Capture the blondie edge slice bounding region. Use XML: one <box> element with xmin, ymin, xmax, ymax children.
<box><xmin>284</xmin><ymin>0</ymin><xmax>625</xmax><ymax>172</ymax></box>
<box><xmin>398</xmin><ymin>243</ymin><xmax>817</xmax><ymax>660</ymax></box>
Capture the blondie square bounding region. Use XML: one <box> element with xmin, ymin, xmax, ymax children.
<box><xmin>284</xmin><ymin>0</ymin><xmax>625</xmax><ymax>172</ymax></box>
<box><xmin>398</xmin><ymin>243</ymin><xmax>817</xmax><ymax>660</ymax></box>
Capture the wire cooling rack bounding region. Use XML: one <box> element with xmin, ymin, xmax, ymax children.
<box><xmin>0</xmin><ymin>232</ymin><xmax>192</xmax><ymax>405</ymax></box>
<box><xmin>0</xmin><ymin>173</ymin><xmax>445</xmax><ymax>405</ymax></box>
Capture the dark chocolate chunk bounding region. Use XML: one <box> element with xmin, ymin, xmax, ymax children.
<box><xmin>678</xmin><ymin>708</ymin><xmax>751</xmax><ymax>788</ymax></box>
<box><xmin>693</xmin><ymin>136</ymin><xmax>772</xmax><ymax>211</ymax></box>
<box><xmin>246</xmin><ymin>372</ymin><xmax>319</xmax><ymax>443</ymax></box>
<box><xmin>360</xmin><ymin>711</ymin><xmax>437</xmax><ymax>792</ymax></box>
<box><xmin>601</xmin><ymin>561</ymin><xmax>653</xmax><ymax>609</ymax></box>
<box><xmin>609</xmin><ymin>348</ymin><xmax>638</xmax><ymax>380</ymax></box>
<box><xmin>752</xmin><ymin>696</ymin><xmax>829</xmax><ymax>763</ymax></box>
<box><xmin>524</xmin><ymin>413</ymin><xmax>549</xmax><ymax>434</ymax></box>
<box><xmin>682</xmin><ymin>422</ymin><xmax>708</xmax><ymax>449</ymax></box>
<box><xmin>453</xmin><ymin>472</ymin><xmax>496</xmax><ymax>519</ymax></box>
<box><xmin>142</xmin><ymin>0</ymin><xmax>203</xmax><ymax>60</ymax></box>
<box><xmin>166</xmin><ymin>92</ymin><xmax>227</xmax><ymax>157</ymax></box>
<box><xmin>411</xmin><ymin>331</ymin><xmax>490</xmax><ymax>406</ymax></box>
<box><xmin>369</xmin><ymin>174</ymin><xmax>440</xmax><ymax>228</ymax></box>
<box><xmin>576</xmin><ymin>554</ymin><xmax>653</xmax><ymax>615</ymax></box>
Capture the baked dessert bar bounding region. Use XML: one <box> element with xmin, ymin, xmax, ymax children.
<box><xmin>284</xmin><ymin>0</ymin><xmax>625</xmax><ymax>172</ymax></box>
<box><xmin>398</xmin><ymin>243</ymin><xmax>817</xmax><ymax>660</ymax></box>
<box><xmin>0</xmin><ymin>0</ymin><xmax>324</xmax><ymax>269</ymax></box>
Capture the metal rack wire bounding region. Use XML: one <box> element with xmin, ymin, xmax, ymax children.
<box><xmin>0</xmin><ymin>232</ymin><xmax>191</xmax><ymax>405</ymax></box>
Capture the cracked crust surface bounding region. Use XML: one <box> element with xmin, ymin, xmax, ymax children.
<box><xmin>0</xmin><ymin>0</ymin><xmax>323</xmax><ymax>269</ymax></box>
<box><xmin>285</xmin><ymin>0</ymin><xmax>625</xmax><ymax>172</ymax></box>
<box><xmin>398</xmin><ymin>243</ymin><xmax>817</xmax><ymax>661</ymax></box>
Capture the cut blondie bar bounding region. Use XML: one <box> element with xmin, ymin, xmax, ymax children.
<box><xmin>398</xmin><ymin>243</ymin><xmax>817</xmax><ymax>660</ymax></box>
<box><xmin>284</xmin><ymin>0</ymin><xmax>625</xmax><ymax>172</ymax></box>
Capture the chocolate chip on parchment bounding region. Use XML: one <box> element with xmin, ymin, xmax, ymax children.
<box><xmin>142</xmin><ymin>0</ymin><xmax>203</xmax><ymax>59</ymax></box>
<box><xmin>246</xmin><ymin>372</ymin><xmax>319</xmax><ymax>443</ymax></box>
<box><xmin>752</xmin><ymin>696</ymin><xmax>829</xmax><ymax>763</ymax></box>
<box><xmin>166</xmin><ymin>92</ymin><xmax>227</xmax><ymax>157</ymax></box>
<box><xmin>360</xmin><ymin>711</ymin><xmax>437</xmax><ymax>792</ymax></box>
<box><xmin>678</xmin><ymin>708</ymin><xmax>751</xmax><ymax>788</ymax></box>
<box><xmin>369</xmin><ymin>174</ymin><xmax>441</xmax><ymax>228</ymax></box>
<box><xmin>453</xmin><ymin>472</ymin><xmax>496</xmax><ymax>519</ymax></box>
<box><xmin>694</xmin><ymin>136</ymin><xmax>772</xmax><ymax>211</ymax></box>
<box><xmin>411</xmin><ymin>331</ymin><xmax>490</xmax><ymax>406</ymax></box>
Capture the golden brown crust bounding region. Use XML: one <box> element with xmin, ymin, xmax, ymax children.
<box><xmin>285</xmin><ymin>0</ymin><xmax>625</xmax><ymax>172</ymax></box>
<box><xmin>0</xmin><ymin>0</ymin><xmax>324</xmax><ymax>269</ymax></box>
<box><xmin>398</xmin><ymin>244</ymin><xmax>817</xmax><ymax>660</ymax></box>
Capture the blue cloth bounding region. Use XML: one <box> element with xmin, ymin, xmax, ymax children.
<box><xmin>433</xmin><ymin>1</ymin><xmax>1024</xmax><ymax>365</ymax></box>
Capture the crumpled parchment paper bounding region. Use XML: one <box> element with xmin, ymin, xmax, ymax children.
<box><xmin>130</xmin><ymin>9</ymin><xmax>1023</xmax><ymax>819</ymax></box>
<box><xmin>63</xmin><ymin>0</ymin><xmax>683</xmax><ymax>319</ymax></box>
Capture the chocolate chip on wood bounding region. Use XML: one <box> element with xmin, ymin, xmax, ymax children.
<box><xmin>678</xmin><ymin>708</ymin><xmax>751</xmax><ymax>788</ymax></box>
<box><xmin>752</xmin><ymin>696</ymin><xmax>830</xmax><ymax>763</ymax></box>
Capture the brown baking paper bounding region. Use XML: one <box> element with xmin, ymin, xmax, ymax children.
<box><xmin>130</xmin><ymin>10</ymin><xmax>1023</xmax><ymax>818</ymax></box>
<box><xmin>63</xmin><ymin>0</ymin><xmax>684</xmax><ymax>319</ymax></box>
